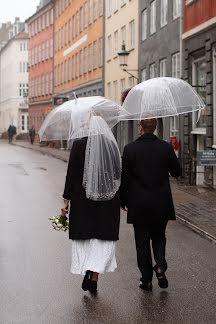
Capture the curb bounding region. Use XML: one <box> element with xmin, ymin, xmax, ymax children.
<box><xmin>12</xmin><ymin>142</ymin><xmax>69</xmax><ymax>163</ymax></box>
<box><xmin>176</xmin><ymin>214</ymin><xmax>216</xmax><ymax>245</ymax></box>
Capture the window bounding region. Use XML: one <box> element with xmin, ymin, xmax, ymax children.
<box><xmin>55</xmin><ymin>32</ymin><xmax>58</xmax><ymax>52</ymax></box>
<box><xmin>42</xmin><ymin>75</ymin><xmax>45</xmax><ymax>95</ymax></box>
<box><xmin>38</xmin><ymin>75</ymin><xmax>41</xmax><ymax>96</ymax></box>
<box><xmin>80</xmin><ymin>50</ymin><xmax>83</xmax><ymax>75</ymax></box>
<box><xmin>89</xmin><ymin>0</ymin><xmax>92</xmax><ymax>24</ymax></box>
<box><xmin>129</xmin><ymin>77</ymin><xmax>134</xmax><ymax>88</ymax></box>
<box><xmin>65</xmin><ymin>23</ymin><xmax>68</xmax><ymax>45</ymax></box>
<box><xmin>61</xmin><ymin>26</ymin><xmax>64</xmax><ymax>47</ymax></box>
<box><xmin>31</xmin><ymin>48</ymin><xmax>34</xmax><ymax>65</ymax></box>
<box><xmin>56</xmin><ymin>1</ymin><xmax>58</xmax><ymax>18</ymax></box>
<box><xmin>65</xmin><ymin>0</ymin><xmax>68</xmax><ymax>8</ymax></box>
<box><xmin>76</xmin><ymin>11</ymin><xmax>79</xmax><ymax>36</ymax></box>
<box><xmin>107</xmin><ymin>82</ymin><xmax>111</xmax><ymax>99</ymax></box>
<box><xmin>161</xmin><ymin>0</ymin><xmax>168</xmax><ymax>27</ymax></box>
<box><xmin>160</xmin><ymin>59</ymin><xmax>167</xmax><ymax>76</ymax></box>
<box><xmin>121</xmin><ymin>26</ymin><xmax>126</xmax><ymax>45</ymax></box>
<box><xmin>31</xmin><ymin>23</ymin><xmax>34</xmax><ymax>36</ymax></box>
<box><xmin>68</xmin><ymin>19</ymin><xmax>71</xmax><ymax>42</ymax></box>
<box><xmin>94</xmin><ymin>0</ymin><xmax>97</xmax><ymax>20</ymax></box>
<box><xmin>38</xmin><ymin>17</ymin><xmax>41</xmax><ymax>32</ymax></box>
<box><xmin>62</xmin><ymin>0</ymin><xmax>64</xmax><ymax>12</ymax></box>
<box><xmin>42</xmin><ymin>14</ymin><xmax>45</xmax><ymax>29</ymax></box>
<box><xmin>80</xmin><ymin>7</ymin><xmax>83</xmax><ymax>32</ymax></box>
<box><xmin>121</xmin><ymin>0</ymin><xmax>126</xmax><ymax>5</ymax></box>
<box><xmin>76</xmin><ymin>53</ymin><xmax>79</xmax><ymax>77</ymax></box>
<box><xmin>54</xmin><ymin>67</ymin><xmax>57</xmax><ymax>87</ymax></box>
<box><xmin>114</xmin><ymin>0</ymin><xmax>119</xmax><ymax>11</ymax></box>
<box><xmin>59</xmin><ymin>0</ymin><xmax>61</xmax><ymax>16</ymax></box>
<box><xmin>51</xmin><ymin>9</ymin><xmax>54</xmax><ymax>24</ymax></box>
<box><xmin>19</xmin><ymin>62</ymin><xmax>28</xmax><ymax>72</ymax></box>
<box><xmin>170</xmin><ymin>116</ymin><xmax>179</xmax><ymax>136</ymax></box>
<box><xmin>113</xmin><ymin>80</ymin><xmax>118</xmax><ymax>102</ymax></box>
<box><xmin>32</xmin><ymin>79</ymin><xmax>34</xmax><ymax>97</ymax></box>
<box><xmin>50</xmin><ymin>38</ymin><xmax>53</xmax><ymax>58</ymax></box>
<box><xmin>141</xmin><ymin>9</ymin><xmax>147</xmax><ymax>41</ymax></box>
<box><xmin>150</xmin><ymin>63</ymin><xmax>156</xmax><ymax>78</ymax></box>
<box><xmin>84</xmin><ymin>3</ymin><xmax>87</xmax><ymax>28</ymax></box>
<box><xmin>172</xmin><ymin>52</ymin><xmax>180</xmax><ymax>78</ymax></box>
<box><xmin>141</xmin><ymin>68</ymin><xmax>146</xmax><ymax>81</ymax></box>
<box><xmin>99</xmin><ymin>37</ymin><xmax>103</xmax><ymax>67</ymax></box>
<box><xmin>68</xmin><ymin>58</ymin><xmax>71</xmax><ymax>81</ymax></box>
<box><xmin>99</xmin><ymin>0</ymin><xmax>103</xmax><ymax>16</ymax></box>
<box><xmin>58</xmin><ymin>29</ymin><xmax>61</xmax><ymax>50</ymax></box>
<box><xmin>72</xmin><ymin>55</ymin><xmax>75</xmax><ymax>79</ymax></box>
<box><xmin>46</xmin><ymin>11</ymin><xmax>49</xmax><ymax>27</ymax></box>
<box><xmin>129</xmin><ymin>20</ymin><xmax>135</xmax><ymax>50</ymax></box>
<box><xmin>64</xmin><ymin>60</ymin><xmax>67</xmax><ymax>82</ymax></box>
<box><xmin>72</xmin><ymin>15</ymin><xmax>75</xmax><ymax>39</ymax></box>
<box><xmin>108</xmin><ymin>35</ymin><xmax>112</xmax><ymax>60</ymax></box>
<box><xmin>35</xmin><ymin>47</ymin><xmax>37</xmax><ymax>64</ymax></box>
<box><xmin>88</xmin><ymin>44</ymin><xmax>92</xmax><ymax>71</ymax></box>
<box><xmin>46</xmin><ymin>40</ymin><xmax>49</xmax><ymax>59</ymax></box>
<box><xmin>173</xmin><ymin>0</ymin><xmax>181</xmax><ymax>19</ymax></box>
<box><xmin>84</xmin><ymin>47</ymin><xmax>87</xmax><ymax>73</ymax></box>
<box><xmin>93</xmin><ymin>41</ymin><xmax>97</xmax><ymax>69</ymax></box>
<box><xmin>58</xmin><ymin>64</ymin><xmax>60</xmax><ymax>85</ymax></box>
<box><xmin>121</xmin><ymin>78</ymin><xmax>125</xmax><ymax>92</ymax></box>
<box><xmin>150</xmin><ymin>0</ymin><xmax>156</xmax><ymax>34</ymax></box>
<box><xmin>61</xmin><ymin>62</ymin><xmax>63</xmax><ymax>84</ymax></box>
<box><xmin>35</xmin><ymin>20</ymin><xmax>37</xmax><ymax>34</ymax></box>
<box><xmin>46</xmin><ymin>73</ymin><xmax>49</xmax><ymax>94</ymax></box>
<box><xmin>29</xmin><ymin>51</ymin><xmax>31</xmax><ymax>67</ymax></box>
<box><xmin>114</xmin><ymin>30</ymin><xmax>118</xmax><ymax>57</ymax></box>
<box><xmin>108</xmin><ymin>0</ymin><xmax>112</xmax><ymax>16</ymax></box>
<box><xmin>42</xmin><ymin>42</ymin><xmax>45</xmax><ymax>61</ymax></box>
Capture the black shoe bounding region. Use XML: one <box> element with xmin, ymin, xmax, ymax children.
<box><xmin>139</xmin><ymin>281</ymin><xmax>152</xmax><ymax>291</ymax></box>
<box><xmin>154</xmin><ymin>266</ymin><xmax>168</xmax><ymax>289</ymax></box>
<box><xmin>82</xmin><ymin>270</ymin><xmax>92</xmax><ymax>291</ymax></box>
<box><xmin>89</xmin><ymin>280</ymin><xmax>97</xmax><ymax>294</ymax></box>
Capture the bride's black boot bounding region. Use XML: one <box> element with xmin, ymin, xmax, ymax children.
<box><xmin>82</xmin><ymin>270</ymin><xmax>92</xmax><ymax>291</ymax></box>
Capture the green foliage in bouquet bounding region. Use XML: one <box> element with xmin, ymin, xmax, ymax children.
<box><xmin>49</xmin><ymin>214</ymin><xmax>69</xmax><ymax>232</ymax></box>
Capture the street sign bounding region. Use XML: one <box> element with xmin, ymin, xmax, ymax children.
<box><xmin>196</xmin><ymin>150</ymin><xmax>216</xmax><ymax>166</ymax></box>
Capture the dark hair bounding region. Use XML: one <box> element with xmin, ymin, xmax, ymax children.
<box><xmin>140</xmin><ymin>118</ymin><xmax>157</xmax><ymax>133</ymax></box>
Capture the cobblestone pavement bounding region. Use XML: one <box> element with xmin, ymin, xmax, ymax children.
<box><xmin>8</xmin><ymin>139</ymin><xmax>216</xmax><ymax>243</ymax></box>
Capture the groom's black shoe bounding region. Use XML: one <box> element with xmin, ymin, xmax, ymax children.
<box><xmin>154</xmin><ymin>266</ymin><xmax>168</xmax><ymax>289</ymax></box>
<box><xmin>139</xmin><ymin>281</ymin><xmax>152</xmax><ymax>291</ymax></box>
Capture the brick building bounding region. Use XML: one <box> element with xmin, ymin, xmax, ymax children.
<box><xmin>53</xmin><ymin>0</ymin><xmax>104</xmax><ymax>102</ymax></box>
<box><xmin>182</xmin><ymin>0</ymin><xmax>216</xmax><ymax>187</ymax></box>
<box><xmin>26</xmin><ymin>0</ymin><xmax>54</xmax><ymax>140</ymax></box>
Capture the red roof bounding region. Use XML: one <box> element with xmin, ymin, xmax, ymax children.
<box><xmin>13</xmin><ymin>29</ymin><xmax>28</xmax><ymax>39</ymax></box>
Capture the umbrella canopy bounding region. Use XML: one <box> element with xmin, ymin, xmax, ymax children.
<box><xmin>120</xmin><ymin>77</ymin><xmax>205</xmax><ymax>120</ymax></box>
<box><xmin>38</xmin><ymin>96</ymin><xmax>122</xmax><ymax>141</ymax></box>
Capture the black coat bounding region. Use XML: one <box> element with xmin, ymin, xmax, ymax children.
<box><xmin>120</xmin><ymin>133</ymin><xmax>181</xmax><ymax>225</ymax></box>
<box><xmin>63</xmin><ymin>137</ymin><xmax>120</xmax><ymax>240</ymax></box>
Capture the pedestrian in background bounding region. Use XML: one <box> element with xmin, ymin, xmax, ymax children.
<box><xmin>120</xmin><ymin>118</ymin><xmax>181</xmax><ymax>291</ymax></box>
<box><xmin>8</xmin><ymin>125</ymin><xmax>16</xmax><ymax>144</ymax></box>
<box><xmin>29</xmin><ymin>125</ymin><xmax>36</xmax><ymax>144</ymax></box>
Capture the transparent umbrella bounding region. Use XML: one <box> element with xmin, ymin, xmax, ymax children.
<box><xmin>38</xmin><ymin>96</ymin><xmax>122</xmax><ymax>141</ymax></box>
<box><xmin>120</xmin><ymin>77</ymin><xmax>205</xmax><ymax>120</ymax></box>
<box><xmin>38</xmin><ymin>96</ymin><xmax>122</xmax><ymax>202</ymax></box>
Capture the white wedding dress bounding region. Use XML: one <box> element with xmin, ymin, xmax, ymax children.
<box><xmin>71</xmin><ymin>239</ymin><xmax>117</xmax><ymax>275</ymax></box>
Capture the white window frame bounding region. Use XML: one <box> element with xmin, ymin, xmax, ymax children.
<box><xmin>108</xmin><ymin>0</ymin><xmax>112</xmax><ymax>17</ymax></box>
<box><xmin>121</xmin><ymin>78</ymin><xmax>125</xmax><ymax>92</ymax></box>
<box><xmin>46</xmin><ymin>40</ymin><xmax>49</xmax><ymax>59</ymax></box>
<box><xmin>107</xmin><ymin>82</ymin><xmax>111</xmax><ymax>99</ymax></box>
<box><xmin>159</xmin><ymin>58</ymin><xmax>167</xmax><ymax>77</ymax></box>
<box><xmin>172</xmin><ymin>52</ymin><xmax>180</xmax><ymax>78</ymax></box>
<box><xmin>141</xmin><ymin>9</ymin><xmax>147</xmax><ymax>41</ymax></box>
<box><xmin>160</xmin><ymin>0</ymin><xmax>168</xmax><ymax>27</ymax></box>
<box><xmin>150</xmin><ymin>63</ymin><xmax>156</xmax><ymax>78</ymax></box>
<box><xmin>99</xmin><ymin>0</ymin><xmax>103</xmax><ymax>16</ymax></box>
<box><xmin>94</xmin><ymin>0</ymin><xmax>98</xmax><ymax>20</ymax></box>
<box><xmin>93</xmin><ymin>40</ymin><xmax>97</xmax><ymax>69</ymax></box>
<box><xmin>113</xmin><ymin>80</ymin><xmax>118</xmax><ymax>102</ymax></box>
<box><xmin>46</xmin><ymin>11</ymin><xmax>49</xmax><ymax>27</ymax></box>
<box><xmin>121</xmin><ymin>25</ymin><xmax>126</xmax><ymax>44</ymax></box>
<box><xmin>76</xmin><ymin>53</ymin><xmax>79</xmax><ymax>77</ymax></box>
<box><xmin>88</xmin><ymin>44</ymin><xmax>92</xmax><ymax>71</ymax></box>
<box><xmin>50</xmin><ymin>38</ymin><xmax>53</xmax><ymax>58</ymax></box>
<box><xmin>46</xmin><ymin>73</ymin><xmax>49</xmax><ymax>94</ymax></box>
<box><xmin>72</xmin><ymin>55</ymin><xmax>75</xmax><ymax>79</ymax></box>
<box><xmin>84</xmin><ymin>3</ymin><xmax>87</xmax><ymax>28</ymax></box>
<box><xmin>114</xmin><ymin>0</ymin><xmax>119</xmax><ymax>12</ymax></box>
<box><xmin>141</xmin><ymin>68</ymin><xmax>146</xmax><ymax>81</ymax></box>
<box><xmin>84</xmin><ymin>47</ymin><xmax>87</xmax><ymax>73</ymax></box>
<box><xmin>68</xmin><ymin>19</ymin><xmax>72</xmax><ymax>42</ymax></box>
<box><xmin>108</xmin><ymin>35</ymin><xmax>112</xmax><ymax>60</ymax></box>
<box><xmin>68</xmin><ymin>58</ymin><xmax>71</xmax><ymax>81</ymax></box>
<box><xmin>173</xmin><ymin>0</ymin><xmax>181</xmax><ymax>19</ymax></box>
<box><xmin>114</xmin><ymin>30</ymin><xmax>118</xmax><ymax>57</ymax></box>
<box><xmin>80</xmin><ymin>7</ymin><xmax>83</xmax><ymax>32</ymax></box>
<box><xmin>80</xmin><ymin>50</ymin><xmax>83</xmax><ymax>75</ymax></box>
<box><xmin>99</xmin><ymin>37</ymin><xmax>103</xmax><ymax>67</ymax></box>
<box><xmin>72</xmin><ymin>15</ymin><xmax>75</xmax><ymax>39</ymax></box>
<box><xmin>89</xmin><ymin>0</ymin><xmax>92</xmax><ymax>24</ymax></box>
<box><xmin>129</xmin><ymin>20</ymin><xmax>135</xmax><ymax>50</ymax></box>
<box><xmin>150</xmin><ymin>0</ymin><xmax>156</xmax><ymax>35</ymax></box>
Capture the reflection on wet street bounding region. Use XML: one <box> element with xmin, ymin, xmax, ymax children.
<box><xmin>0</xmin><ymin>143</ymin><xmax>216</xmax><ymax>324</ymax></box>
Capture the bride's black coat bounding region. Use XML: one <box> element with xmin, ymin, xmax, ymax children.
<box><xmin>63</xmin><ymin>137</ymin><xmax>120</xmax><ymax>240</ymax></box>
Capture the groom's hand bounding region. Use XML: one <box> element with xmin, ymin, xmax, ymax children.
<box><xmin>121</xmin><ymin>206</ymin><xmax>127</xmax><ymax>211</ymax></box>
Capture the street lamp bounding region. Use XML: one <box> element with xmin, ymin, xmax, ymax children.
<box><xmin>117</xmin><ymin>42</ymin><xmax>138</xmax><ymax>80</ymax></box>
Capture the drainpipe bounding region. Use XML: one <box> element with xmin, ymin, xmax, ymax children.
<box><xmin>102</xmin><ymin>0</ymin><xmax>105</xmax><ymax>96</ymax></box>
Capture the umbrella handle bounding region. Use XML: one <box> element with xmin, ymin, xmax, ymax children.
<box><xmin>73</xmin><ymin>92</ymin><xmax>77</xmax><ymax>104</ymax></box>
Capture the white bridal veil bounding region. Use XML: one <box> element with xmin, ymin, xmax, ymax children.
<box><xmin>82</xmin><ymin>115</ymin><xmax>121</xmax><ymax>201</ymax></box>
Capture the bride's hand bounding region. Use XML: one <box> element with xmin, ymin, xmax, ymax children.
<box><xmin>61</xmin><ymin>200</ymin><xmax>69</xmax><ymax>215</ymax></box>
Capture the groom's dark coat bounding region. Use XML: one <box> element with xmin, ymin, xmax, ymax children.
<box><xmin>120</xmin><ymin>133</ymin><xmax>181</xmax><ymax>225</ymax></box>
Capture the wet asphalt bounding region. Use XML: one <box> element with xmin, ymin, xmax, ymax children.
<box><xmin>0</xmin><ymin>142</ymin><xmax>216</xmax><ymax>324</ymax></box>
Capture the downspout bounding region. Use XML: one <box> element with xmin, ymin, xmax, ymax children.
<box><xmin>102</xmin><ymin>0</ymin><xmax>105</xmax><ymax>96</ymax></box>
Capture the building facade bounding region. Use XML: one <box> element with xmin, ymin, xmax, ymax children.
<box><xmin>26</xmin><ymin>0</ymin><xmax>54</xmax><ymax>141</ymax></box>
<box><xmin>0</xmin><ymin>26</ymin><xmax>28</xmax><ymax>135</ymax></box>
<box><xmin>139</xmin><ymin>0</ymin><xmax>182</xmax><ymax>144</ymax></box>
<box><xmin>105</xmin><ymin>0</ymin><xmax>139</xmax><ymax>151</ymax></box>
<box><xmin>53</xmin><ymin>0</ymin><xmax>104</xmax><ymax>103</ymax></box>
<box><xmin>182</xmin><ymin>0</ymin><xmax>216</xmax><ymax>187</ymax></box>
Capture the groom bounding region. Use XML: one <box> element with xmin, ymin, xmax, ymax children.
<box><xmin>120</xmin><ymin>118</ymin><xmax>181</xmax><ymax>291</ymax></box>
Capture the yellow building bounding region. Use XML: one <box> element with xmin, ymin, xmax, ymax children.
<box><xmin>104</xmin><ymin>0</ymin><xmax>139</xmax><ymax>149</ymax></box>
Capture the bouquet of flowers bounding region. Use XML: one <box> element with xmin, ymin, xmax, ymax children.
<box><xmin>49</xmin><ymin>214</ymin><xmax>69</xmax><ymax>232</ymax></box>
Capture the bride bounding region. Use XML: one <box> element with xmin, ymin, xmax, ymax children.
<box><xmin>61</xmin><ymin>114</ymin><xmax>121</xmax><ymax>294</ymax></box>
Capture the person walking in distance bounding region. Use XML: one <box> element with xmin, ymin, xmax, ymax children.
<box><xmin>29</xmin><ymin>125</ymin><xmax>36</xmax><ymax>144</ymax></box>
<box><xmin>120</xmin><ymin>118</ymin><xmax>181</xmax><ymax>291</ymax></box>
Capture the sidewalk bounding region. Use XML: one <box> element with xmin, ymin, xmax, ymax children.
<box><xmin>10</xmin><ymin>139</ymin><xmax>216</xmax><ymax>244</ymax></box>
